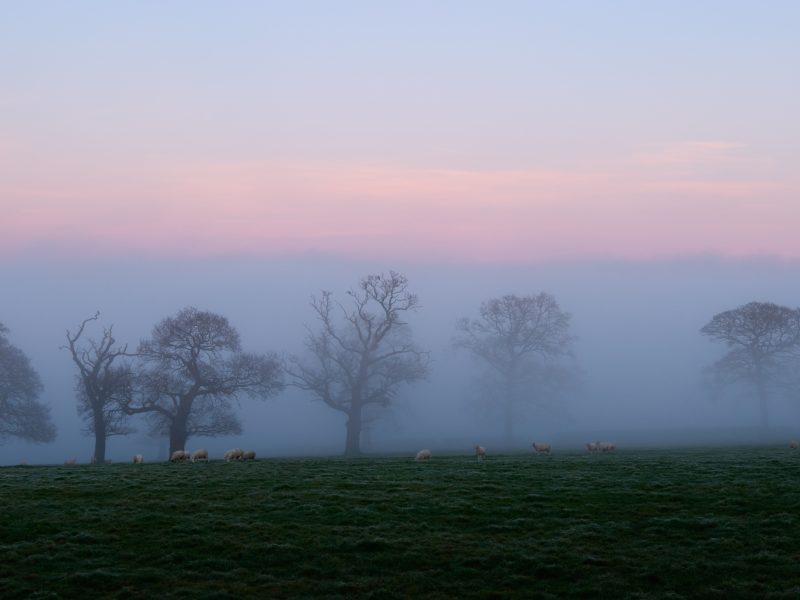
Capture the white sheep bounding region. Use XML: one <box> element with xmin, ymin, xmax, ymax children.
<box><xmin>224</xmin><ymin>448</ymin><xmax>244</xmax><ymax>462</ymax></box>
<box><xmin>415</xmin><ymin>449</ymin><xmax>432</xmax><ymax>461</ymax></box>
<box><xmin>532</xmin><ymin>442</ymin><xmax>551</xmax><ymax>454</ymax></box>
<box><xmin>170</xmin><ymin>450</ymin><xmax>189</xmax><ymax>463</ymax></box>
<box><xmin>132</xmin><ymin>454</ymin><xmax>144</xmax><ymax>464</ymax></box>
<box><xmin>585</xmin><ymin>442</ymin><xmax>599</xmax><ymax>453</ymax></box>
<box><xmin>190</xmin><ymin>449</ymin><xmax>208</xmax><ymax>462</ymax></box>
<box><xmin>242</xmin><ymin>450</ymin><xmax>256</xmax><ymax>461</ymax></box>
<box><xmin>599</xmin><ymin>442</ymin><xmax>616</xmax><ymax>453</ymax></box>
<box><xmin>475</xmin><ymin>445</ymin><xmax>486</xmax><ymax>460</ymax></box>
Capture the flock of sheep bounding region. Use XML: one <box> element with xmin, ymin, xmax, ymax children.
<box><xmin>414</xmin><ymin>441</ymin><xmax>571</xmax><ymax>461</ymax></box>
<box><xmin>168</xmin><ymin>448</ymin><xmax>256</xmax><ymax>463</ymax></box>
<box><xmin>58</xmin><ymin>439</ymin><xmax>800</xmax><ymax>466</ymax></box>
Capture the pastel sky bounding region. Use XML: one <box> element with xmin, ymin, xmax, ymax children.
<box><xmin>2</xmin><ymin>1</ymin><xmax>799</xmax><ymax>263</ymax></box>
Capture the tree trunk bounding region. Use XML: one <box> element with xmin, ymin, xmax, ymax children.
<box><xmin>93</xmin><ymin>410</ymin><xmax>106</xmax><ymax>463</ymax></box>
<box><xmin>169</xmin><ymin>421</ymin><xmax>188</xmax><ymax>457</ymax></box>
<box><xmin>344</xmin><ymin>408</ymin><xmax>362</xmax><ymax>456</ymax></box>
<box><xmin>755</xmin><ymin>375</ymin><xmax>769</xmax><ymax>430</ymax></box>
<box><xmin>503</xmin><ymin>372</ymin><xmax>515</xmax><ymax>446</ymax></box>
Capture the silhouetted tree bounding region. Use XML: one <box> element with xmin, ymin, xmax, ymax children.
<box><xmin>0</xmin><ymin>323</ymin><xmax>56</xmax><ymax>443</ymax></box>
<box><xmin>63</xmin><ymin>313</ymin><xmax>134</xmax><ymax>463</ymax></box>
<box><xmin>122</xmin><ymin>307</ymin><xmax>283</xmax><ymax>456</ymax></box>
<box><xmin>455</xmin><ymin>293</ymin><xmax>576</xmax><ymax>444</ymax></box>
<box><xmin>700</xmin><ymin>301</ymin><xmax>800</xmax><ymax>428</ymax></box>
<box><xmin>290</xmin><ymin>272</ymin><xmax>429</xmax><ymax>456</ymax></box>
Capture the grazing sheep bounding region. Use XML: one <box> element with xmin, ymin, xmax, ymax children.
<box><xmin>532</xmin><ymin>442</ymin><xmax>551</xmax><ymax>454</ymax></box>
<box><xmin>242</xmin><ymin>450</ymin><xmax>256</xmax><ymax>461</ymax></box>
<box><xmin>599</xmin><ymin>442</ymin><xmax>616</xmax><ymax>453</ymax></box>
<box><xmin>790</xmin><ymin>440</ymin><xmax>799</xmax><ymax>449</ymax></box>
<box><xmin>133</xmin><ymin>454</ymin><xmax>144</xmax><ymax>464</ymax></box>
<box><xmin>190</xmin><ymin>449</ymin><xmax>208</xmax><ymax>462</ymax></box>
<box><xmin>170</xmin><ymin>450</ymin><xmax>189</xmax><ymax>463</ymax></box>
<box><xmin>475</xmin><ymin>445</ymin><xmax>486</xmax><ymax>460</ymax></box>
<box><xmin>415</xmin><ymin>449</ymin><xmax>432</xmax><ymax>461</ymax></box>
<box><xmin>585</xmin><ymin>442</ymin><xmax>599</xmax><ymax>454</ymax></box>
<box><xmin>64</xmin><ymin>458</ymin><xmax>76</xmax><ymax>465</ymax></box>
<box><xmin>224</xmin><ymin>448</ymin><xmax>244</xmax><ymax>462</ymax></box>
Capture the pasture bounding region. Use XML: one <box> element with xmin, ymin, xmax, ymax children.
<box><xmin>1</xmin><ymin>448</ymin><xmax>799</xmax><ymax>598</ymax></box>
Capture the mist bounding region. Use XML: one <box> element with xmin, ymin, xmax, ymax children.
<box><xmin>2</xmin><ymin>255</ymin><xmax>799</xmax><ymax>465</ymax></box>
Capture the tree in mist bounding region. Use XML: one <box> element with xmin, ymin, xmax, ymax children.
<box><xmin>0</xmin><ymin>323</ymin><xmax>56</xmax><ymax>444</ymax></box>
<box><xmin>700</xmin><ymin>301</ymin><xmax>800</xmax><ymax>429</ymax></box>
<box><xmin>455</xmin><ymin>293</ymin><xmax>576</xmax><ymax>444</ymax></box>
<box><xmin>122</xmin><ymin>307</ymin><xmax>283</xmax><ymax>456</ymax></box>
<box><xmin>63</xmin><ymin>313</ymin><xmax>134</xmax><ymax>463</ymax></box>
<box><xmin>289</xmin><ymin>272</ymin><xmax>429</xmax><ymax>456</ymax></box>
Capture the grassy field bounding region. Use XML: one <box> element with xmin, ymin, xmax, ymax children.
<box><xmin>1</xmin><ymin>448</ymin><xmax>799</xmax><ymax>599</ymax></box>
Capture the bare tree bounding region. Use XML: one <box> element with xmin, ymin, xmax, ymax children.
<box><xmin>63</xmin><ymin>312</ymin><xmax>134</xmax><ymax>463</ymax></box>
<box><xmin>290</xmin><ymin>272</ymin><xmax>429</xmax><ymax>456</ymax></box>
<box><xmin>455</xmin><ymin>293</ymin><xmax>576</xmax><ymax>444</ymax></box>
<box><xmin>0</xmin><ymin>323</ymin><xmax>56</xmax><ymax>443</ymax></box>
<box><xmin>122</xmin><ymin>307</ymin><xmax>283</xmax><ymax>456</ymax></box>
<box><xmin>700</xmin><ymin>301</ymin><xmax>800</xmax><ymax>429</ymax></box>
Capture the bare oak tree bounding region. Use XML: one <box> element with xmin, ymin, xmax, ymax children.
<box><xmin>700</xmin><ymin>301</ymin><xmax>800</xmax><ymax>428</ymax></box>
<box><xmin>63</xmin><ymin>313</ymin><xmax>134</xmax><ymax>463</ymax></box>
<box><xmin>290</xmin><ymin>272</ymin><xmax>429</xmax><ymax>456</ymax></box>
<box><xmin>122</xmin><ymin>307</ymin><xmax>283</xmax><ymax>456</ymax></box>
<box><xmin>455</xmin><ymin>293</ymin><xmax>576</xmax><ymax>444</ymax></box>
<box><xmin>0</xmin><ymin>323</ymin><xmax>56</xmax><ymax>443</ymax></box>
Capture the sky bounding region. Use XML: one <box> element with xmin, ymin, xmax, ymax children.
<box><xmin>2</xmin><ymin>1</ymin><xmax>799</xmax><ymax>263</ymax></box>
<box><xmin>2</xmin><ymin>3</ymin><xmax>800</xmax><ymax>463</ymax></box>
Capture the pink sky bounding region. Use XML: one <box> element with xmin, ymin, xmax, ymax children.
<box><xmin>2</xmin><ymin>140</ymin><xmax>798</xmax><ymax>263</ymax></box>
<box><xmin>3</xmin><ymin>3</ymin><xmax>798</xmax><ymax>264</ymax></box>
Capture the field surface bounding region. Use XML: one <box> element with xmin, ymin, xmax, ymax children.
<box><xmin>1</xmin><ymin>448</ymin><xmax>800</xmax><ymax>599</ymax></box>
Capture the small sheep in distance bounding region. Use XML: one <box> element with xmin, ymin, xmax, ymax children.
<box><xmin>132</xmin><ymin>454</ymin><xmax>144</xmax><ymax>464</ymax></box>
<box><xmin>190</xmin><ymin>449</ymin><xmax>208</xmax><ymax>462</ymax></box>
<box><xmin>475</xmin><ymin>445</ymin><xmax>486</xmax><ymax>460</ymax></box>
<box><xmin>64</xmin><ymin>458</ymin><xmax>76</xmax><ymax>465</ymax></box>
<box><xmin>170</xmin><ymin>450</ymin><xmax>189</xmax><ymax>463</ymax></box>
<box><xmin>415</xmin><ymin>449</ymin><xmax>432</xmax><ymax>461</ymax></box>
<box><xmin>224</xmin><ymin>448</ymin><xmax>244</xmax><ymax>462</ymax></box>
<box><xmin>242</xmin><ymin>450</ymin><xmax>256</xmax><ymax>461</ymax></box>
<box><xmin>532</xmin><ymin>442</ymin><xmax>551</xmax><ymax>454</ymax></box>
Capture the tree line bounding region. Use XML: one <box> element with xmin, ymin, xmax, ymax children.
<box><xmin>2</xmin><ymin>271</ymin><xmax>799</xmax><ymax>461</ymax></box>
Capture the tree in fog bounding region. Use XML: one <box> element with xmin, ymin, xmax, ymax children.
<box><xmin>700</xmin><ymin>301</ymin><xmax>800</xmax><ymax>428</ymax></box>
<box><xmin>455</xmin><ymin>293</ymin><xmax>576</xmax><ymax>444</ymax></box>
<box><xmin>63</xmin><ymin>313</ymin><xmax>134</xmax><ymax>463</ymax></box>
<box><xmin>122</xmin><ymin>307</ymin><xmax>283</xmax><ymax>455</ymax></box>
<box><xmin>290</xmin><ymin>272</ymin><xmax>429</xmax><ymax>456</ymax></box>
<box><xmin>0</xmin><ymin>323</ymin><xmax>56</xmax><ymax>443</ymax></box>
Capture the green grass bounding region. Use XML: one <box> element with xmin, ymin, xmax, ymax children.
<box><xmin>2</xmin><ymin>448</ymin><xmax>800</xmax><ymax>599</ymax></box>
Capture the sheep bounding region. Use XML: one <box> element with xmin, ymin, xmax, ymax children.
<box><xmin>475</xmin><ymin>445</ymin><xmax>486</xmax><ymax>460</ymax></box>
<box><xmin>585</xmin><ymin>442</ymin><xmax>599</xmax><ymax>454</ymax></box>
<box><xmin>133</xmin><ymin>454</ymin><xmax>144</xmax><ymax>464</ymax></box>
<box><xmin>170</xmin><ymin>450</ymin><xmax>189</xmax><ymax>463</ymax></box>
<box><xmin>64</xmin><ymin>458</ymin><xmax>77</xmax><ymax>466</ymax></box>
<box><xmin>242</xmin><ymin>450</ymin><xmax>256</xmax><ymax>461</ymax></box>
<box><xmin>190</xmin><ymin>449</ymin><xmax>208</xmax><ymax>463</ymax></box>
<box><xmin>224</xmin><ymin>448</ymin><xmax>244</xmax><ymax>462</ymax></box>
<box><xmin>599</xmin><ymin>442</ymin><xmax>616</xmax><ymax>453</ymax></box>
<box><xmin>532</xmin><ymin>442</ymin><xmax>551</xmax><ymax>454</ymax></box>
<box><xmin>790</xmin><ymin>440</ymin><xmax>799</xmax><ymax>449</ymax></box>
<box><xmin>415</xmin><ymin>449</ymin><xmax>432</xmax><ymax>461</ymax></box>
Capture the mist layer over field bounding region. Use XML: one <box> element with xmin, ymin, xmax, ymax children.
<box><xmin>2</xmin><ymin>256</ymin><xmax>799</xmax><ymax>465</ymax></box>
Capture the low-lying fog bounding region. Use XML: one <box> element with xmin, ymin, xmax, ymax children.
<box><xmin>2</xmin><ymin>256</ymin><xmax>799</xmax><ymax>464</ymax></box>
